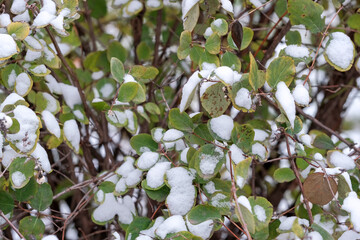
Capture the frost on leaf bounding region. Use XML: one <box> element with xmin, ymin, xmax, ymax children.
<box><xmin>0</xmin><ymin>34</ymin><xmax>19</xmax><ymax>60</ymax></box>
<box><xmin>155</xmin><ymin>215</ymin><xmax>187</xmax><ymax>239</ymax></box>
<box><xmin>63</xmin><ymin>119</ymin><xmax>80</xmax><ymax>153</ymax></box>
<box><xmin>179</xmin><ymin>70</ymin><xmax>201</xmax><ymax>112</ymax></box>
<box><xmin>275</xmin><ymin>81</ymin><xmax>296</xmax><ymax>128</ymax></box>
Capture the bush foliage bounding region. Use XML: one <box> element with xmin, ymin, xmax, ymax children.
<box><xmin>0</xmin><ymin>0</ymin><xmax>360</xmax><ymax>239</ymax></box>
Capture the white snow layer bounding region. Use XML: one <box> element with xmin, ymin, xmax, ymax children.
<box><xmin>292</xmin><ymin>84</ymin><xmax>310</xmax><ymax>106</ymax></box>
<box><xmin>329</xmin><ymin>151</ymin><xmax>355</xmax><ymax>170</ymax></box>
<box><xmin>31</xmin><ymin>143</ymin><xmax>51</xmax><ymax>173</ymax></box>
<box><xmin>41</xmin><ymin>110</ymin><xmax>61</xmax><ymax>138</ymax></box>
<box><xmin>226</xmin><ymin>144</ymin><xmax>245</xmax><ymax>174</ymax></box>
<box><xmin>215</xmin><ymin>66</ymin><xmax>235</xmax><ymax>85</ymax></box>
<box><xmin>237</xmin><ymin>196</ymin><xmax>252</xmax><ymax>213</ymax></box>
<box><xmin>15</xmin><ymin>73</ymin><xmax>31</xmax><ymax>96</ymax></box>
<box><xmin>182</xmin><ymin>0</ymin><xmax>200</xmax><ymax>19</ymax></box>
<box><xmin>162</xmin><ymin>129</ymin><xmax>184</xmax><ymax>142</ymax></box>
<box><xmin>156</xmin><ymin>215</ymin><xmax>187</xmax><ymax>239</ymax></box>
<box><xmin>325</xmin><ymin>32</ymin><xmax>354</xmax><ymax>70</ymax></box>
<box><xmin>140</xmin><ymin>216</ymin><xmax>165</xmax><ymax>238</ymax></box>
<box><xmin>284</xmin><ymin>45</ymin><xmax>310</xmax><ymax>58</ymax></box>
<box><xmin>254</xmin><ymin>205</ymin><xmax>266</xmax><ymax>222</ymax></box>
<box><xmin>0</xmin><ymin>14</ymin><xmax>11</xmax><ymax>27</ymax></box>
<box><xmin>220</xmin><ymin>0</ymin><xmax>234</xmax><ymax>13</ymax></box>
<box><xmin>179</xmin><ymin>70</ymin><xmax>202</xmax><ymax>112</ymax></box>
<box><xmin>136</xmin><ymin>151</ymin><xmax>160</xmax><ymax>170</ymax></box>
<box><xmin>146</xmin><ymin>162</ymin><xmax>171</xmax><ymax>189</ymax></box>
<box><xmin>63</xmin><ymin>119</ymin><xmax>80</xmax><ymax>152</ymax></box>
<box><xmin>275</xmin><ymin>81</ymin><xmax>296</xmax><ymax>128</ymax></box>
<box><xmin>0</xmin><ymin>34</ymin><xmax>18</xmax><ymax>59</ymax></box>
<box><xmin>12</xmin><ymin>171</ymin><xmax>26</xmax><ymax>187</ymax></box>
<box><xmin>342</xmin><ymin>192</ymin><xmax>360</xmax><ymax>232</ymax></box>
<box><xmin>235</xmin><ymin>88</ymin><xmax>252</xmax><ymax>110</ymax></box>
<box><xmin>166</xmin><ymin>167</ymin><xmax>195</xmax><ymax>216</ymax></box>
<box><xmin>186</xmin><ymin>216</ymin><xmax>214</xmax><ymax>239</ymax></box>
<box><xmin>59</xmin><ymin>83</ymin><xmax>82</xmax><ymax>109</ymax></box>
<box><xmin>10</xmin><ymin>0</ymin><xmax>26</xmax><ymax>14</ymax></box>
<box><xmin>209</xmin><ymin>115</ymin><xmax>233</xmax><ymax>140</ymax></box>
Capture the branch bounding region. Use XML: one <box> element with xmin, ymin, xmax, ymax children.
<box><xmin>0</xmin><ymin>210</ymin><xmax>25</xmax><ymax>239</ymax></box>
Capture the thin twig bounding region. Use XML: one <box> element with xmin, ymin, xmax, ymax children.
<box><xmin>0</xmin><ymin>210</ymin><xmax>25</xmax><ymax>239</ymax></box>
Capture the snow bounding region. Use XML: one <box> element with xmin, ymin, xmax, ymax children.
<box><xmin>63</xmin><ymin>119</ymin><xmax>80</xmax><ymax>152</ymax></box>
<box><xmin>215</xmin><ymin>66</ymin><xmax>234</xmax><ymax>85</ymax></box>
<box><xmin>292</xmin><ymin>84</ymin><xmax>310</xmax><ymax>106</ymax></box>
<box><xmin>254</xmin><ymin>129</ymin><xmax>269</xmax><ymax>142</ymax></box>
<box><xmin>7</xmin><ymin>69</ymin><xmax>17</xmax><ymax>88</ymax></box>
<box><xmin>92</xmin><ymin>71</ymin><xmax>104</xmax><ymax>80</ymax></box>
<box><xmin>0</xmin><ymin>14</ymin><xmax>11</xmax><ymax>27</ymax></box>
<box><xmin>204</xmin><ymin>181</ymin><xmax>216</xmax><ymax>194</ymax></box>
<box><xmin>50</xmin><ymin>15</ymin><xmax>65</xmax><ymax>31</ymax></box>
<box><xmin>307</xmin><ymin>231</ymin><xmax>323</xmax><ymax>240</ymax></box>
<box><xmin>24</xmin><ymin>36</ymin><xmax>43</xmax><ymax>51</ymax></box>
<box><xmin>329</xmin><ymin>151</ymin><xmax>355</xmax><ymax>170</ymax></box>
<box><xmin>339</xmin><ymin>230</ymin><xmax>360</xmax><ymax>240</ymax></box>
<box><xmin>199</xmin><ymin>147</ymin><xmax>224</xmax><ymax>175</ymax></box>
<box><xmin>42</xmin><ymin>235</ymin><xmax>59</xmax><ymax>240</ymax></box>
<box><xmin>252</xmin><ymin>142</ymin><xmax>267</xmax><ymax>160</ymax></box>
<box><xmin>115</xmin><ymin>178</ymin><xmax>126</xmax><ymax>193</ymax></box>
<box><xmin>92</xmin><ymin>193</ymin><xmax>134</xmax><ymax>224</ymax></box>
<box><xmin>42</xmin><ymin>0</ymin><xmax>57</xmax><ymax>15</ymax></box>
<box><xmin>2</xmin><ymin>145</ymin><xmax>24</xmax><ymax>167</ymax></box>
<box><xmin>0</xmin><ymin>34</ymin><xmax>18</xmax><ymax>59</ymax></box>
<box><xmin>211</xmin><ymin>192</ymin><xmax>231</xmax><ymax>209</ymax></box>
<box><xmin>180</xmin><ymin>147</ymin><xmax>190</xmax><ymax>163</ymax></box>
<box><xmin>220</xmin><ymin>0</ymin><xmax>233</xmax><ymax>13</ymax></box>
<box><xmin>146</xmin><ymin>162</ymin><xmax>171</xmax><ymax>188</ymax></box>
<box><xmin>125</xmin><ymin>169</ymin><xmax>142</xmax><ymax>187</ymax></box>
<box><xmin>200</xmin><ymin>81</ymin><xmax>216</xmax><ymax>97</ymax></box>
<box><xmin>237</xmin><ymin>196</ymin><xmax>252</xmax><ymax>213</ymax></box>
<box><xmin>153</xmin><ymin>128</ymin><xmax>164</xmax><ymax>142</ymax></box>
<box><xmin>179</xmin><ymin>70</ymin><xmax>202</xmax><ymax>112</ymax></box>
<box><xmin>59</xmin><ymin>83</ymin><xmax>82</xmax><ymax>109</ymax></box>
<box><xmin>33</xmin><ymin>11</ymin><xmax>56</xmax><ymax>27</ymax></box>
<box><xmin>13</xmin><ymin>10</ymin><xmax>30</xmax><ymax>22</ymax></box>
<box><xmin>209</xmin><ymin>115</ymin><xmax>233</xmax><ymax>140</ymax></box>
<box><xmin>96</xmin><ymin>190</ymin><xmax>104</xmax><ymax>203</ymax></box>
<box><xmin>0</xmin><ymin>93</ymin><xmax>24</xmax><ymax>111</ymax></box>
<box><xmin>32</xmin><ymin>65</ymin><xmax>48</xmax><ymax>74</ymax></box>
<box><xmin>140</xmin><ymin>216</ymin><xmax>165</xmax><ymax>238</ymax></box>
<box><xmin>107</xmin><ymin>110</ymin><xmax>127</xmax><ymax>125</ymax></box>
<box><xmin>276</xmin><ymin>81</ymin><xmax>296</xmax><ymax>128</ymax></box>
<box><xmin>182</xmin><ymin>0</ymin><xmax>200</xmax><ymax>19</ymax></box>
<box><xmin>127</xmin><ymin>1</ymin><xmax>143</xmax><ymax>13</ymax></box>
<box><xmin>204</xmin><ymin>27</ymin><xmax>213</xmax><ymax>38</ymax></box>
<box><xmin>235</xmin><ymin>88</ymin><xmax>252</xmax><ymax>110</ymax></box>
<box><xmin>10</xmin><ymin>0</ymin><xmax>27</xmax><ymax>14</ymax></box>
<box><xmin>284</xmin><ymin>45</ymin><xmax>310</xmax><ymax>58</ymax></box>
<box><xmin>300</xmin><ymin>134</ymin><xmax>312</xmax><ymax>147</ymax></box>
<box><xmin>186</xmin><ymin>216</ymin><xmax>213</xmax><ymax>239</ymax></box>
<box><xmin>12</xmin><ymin>171</ymin><xmax>26</xmax><ymax>187</ymax></box>
<box><xmin>41</xmin><ymin>111</ymin><xmax>61</xmax><ymax>138</ymax></box>
<box><xmin>341</xmin><ymin>172</ymin><xmax>353</xmax><ymax>191</ymax></box>
<box><xmin>156</xmin><ymin>215</ymin><xmax>187</xmax><ymax>239</ymax></box>
<box><xmin>254</xmin><ymin>205</ymin><xmax>266</xmax><ymax>222</ymax></box>
<box><xmin>45</xmin><ymin>75</ymin><xmax>62</xmax><ymax>94</ymax></box>
<box><xmin>325</xmin><ymin>32</ymin><xmax>355</xmax><ymax>69</ymax></box>
<box><xmin>25</xmin><ymin>50</ymin><xmax>42</xmax><ymax>61</ymax></box>
<box><xmin>31</xmin><ymin>143</ymin><xmax>51</xmax><ymax>173</ymax></box>
<box><xmin>125</xmin><ymin>109</ymin><xmax>136</xmax><ymax>131</ymax></box>
<box><xmin>136</xmin><ymin>151</ymin><xmax>160</xmax><ymax>170</ymax></box>
<box><xmin>15</xmin><ymin>73</ymin><xmax>31</xmax><ymax>96</ymax></box>
<box><xmin>342</xmin><ymin>192</ymin><xmax>360</xmax><ymax>232</ymax></box>
<box><xmin>116</xmin><ymin>158</ymin><xmax>135</xmax><ymax>177</ymax></box>
<box><xmin>0</xmin><ymin>113</ymin><xmax>13</xmax><ymax>129</ymax></box>
<box><xmin>166</xmin><ymin>167</ymin><xmax>195</xmax><ymax>215</ymax></box>
<box><xmin>162</xmin><ymin>129</ymin><xmax>184</xmax><ymax>142</ymax></box>
<box><xmin>7</xmin><ymin>105</ymin><xmax>39</xmax><ymax>153</ymax></box>
<box><xmin>226</xmin><ymin>144</ymin><xmax>245</xmax><ymax>173</ymax></box>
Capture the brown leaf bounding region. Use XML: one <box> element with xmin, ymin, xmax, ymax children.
<box><xmin>231</xmin><ymin>21</ymin><xmax>243</xmax><ymax>50</ymax></box>
<box><xmin>303</xmin><ymin>172</ymin><xmax>338</xmax><ymax>205</ymax></box>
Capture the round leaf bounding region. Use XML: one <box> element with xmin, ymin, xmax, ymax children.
<box><xmin>303</xmin><ymin>172</ymin><xmax>338</xmax><ymax>205</ymax></box>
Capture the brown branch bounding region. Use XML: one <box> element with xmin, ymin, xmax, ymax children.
<box><xmin>82</xmin><ymin>0</ymin><xmax>97</xmax><ymax>52</ymax></box>
<box><xmin>0</xmin><ymin>210</ymin><xmax>25</xmax><ymax>239</ymax></box>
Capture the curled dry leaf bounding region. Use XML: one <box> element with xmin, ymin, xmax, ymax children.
<box><xmin>303</xmin><ymin>172</ymin><xmax>338</xmax><ymax>205</ymax></box>
<box><xmin>231</xmin><ymin>21</ymin><xmax>243</xmax><ymax>50</ymax></box>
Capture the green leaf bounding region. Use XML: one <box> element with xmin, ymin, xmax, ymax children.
<box><xmin>88</xmin><ymin>0</ymin><xmax>107</xmax><ymax>18</ymax></box>
<box><xmin>209</xmin><ymin>192</ymin><xmax>231</xmax><ymax>215</ymax></box>
<box><xmin>136</xmin><ymin>42</ymin><xmax>152</xmax><ymax>61</ymax></box>
<box><xmin>292</xmin><ymin>218</ymin><xmax>304</xmax><ymax>238</ymax></box>
<box><xmin>200</xmin><ymin>83</ymin><xmax>230</xmax><ymax>117</ymax></box>
<box><xmin>14</xmin><ymin>177</ymin><xmax>38</xmax><ymax>202</ymax></box>
<box><xmin>231</xmin><ymin>124</ymin><xmax>255</xmax><ymax>153</ymax></box>
<box><xmin>141</xmin><ymin>181</ymin><xmax>170</xmax><ymax>202</ymax></box>
<box><xmin>7</xmin><ymin>22</ymin><xmax>29</xmax><ymax>40</ymax></box>
<box><xmin>190</xmin><ymin>45</ymin><xmax>204</xmax><ymax>65</ymax></box>
<box><xmin>347</xmin><ymin>14</ymin><xmax>360</xmax><ymax>30</ymax></box>
<box><xmin>8</xmin><ymin>118</ymin><xmax>20</xmax><ymax>134</ymax></box>
<box><xmin>107</xmin><ymin>41</ymin><xmax>127</xmax><ymax>63</ymax></box>
<box><xmin>1</xmin><ymin>63</ymin><xmax>22</xmax><ymax>89</ymax></box>
<box><xmin>125</xmin><ymin>217</ymin><xmax>152</xmax><ymax>240</ymax></box>
<box><xmin>178</xmin><ymin>30</ymin><xmax>192</xmax><ymax>60</ymax></box>
<box><xmin>275</xmin><ymin>0</ymin><xmax>287</xmax><ymax>17</ymax></box>
<box><xmin>9</xmin><ymin>157</ymin><xmax>35</xmax><ymax>188</ymax></box>
<box><xmin>249</xmin><ymin>52</ymin><xmax>265</xmax><ymax>90</ymax></box>
<box><xmin>19</xmin><ymin>216</ymin><xmax>45</xmax><ymax>240</ymax></box>
<box><xmin>110</xmin><ymin>57</ymin><xmax>125</xmax><ymax>83</ymax></box>
<box><xmin>130</xmin><ymin>133</ymin><xmax>158</xmax><ymax>154</ymax></box>
<box><xmin>286</xmin><ymin>31</ymin><xmax>302</xmax><ymax>45</ymax></box>
<box><xmin>211</xmin><ymin>18</ymin><xmax>228</xmax><ymax>36</ymax></box>
<box><xmin>199</xmin><ymin>50</ymin><xmax>220</xmax><ymax>69</ymax></box>
<box><xmin>236</xmin><ymin>200</ymin><xmax>256</xmax><ymax>234</ymax></box>
<box><xmin>205</xmin><ymin>33</ymin><xmax>220</xmax><ymax>55</ymax></box>
<box><xmin>241</xmin><ymin>27</ymin><xmax>254</xmax><ymax>50</ymax></box>
<box><xmin>313</xmin><ymin>133</ymin><xmax>335</xmax><ymax>149</ymax></box>
<box><xmin>266</xmin><ymin>56</ymin><xmax>295</xmax><ymax>88</ymax></box>
<box><xmin>132</xmin><ymin>82</ymin><xmax>146</xmax><ymax>104</ymax></box>
<box><xmin>221</xmin><ymin>52</ymin><xmax>241</xmax><ymax>72</ymax></box>
<box><xmin>167</xmin><ymin>231</ymin><xmax>203</xmax><ymax>240</ymax></box>
<box><xmin>144</xmin><ymin>102</ymin><xmax>160</xmax><ymax>115</ymax></box>
<box><xmin>168</xmin><ymin>108</ymin><xmax>194</xmax><ymax>132</ymax></box>
<box><xmin>273</xmin><ymin>168</ymin><xmax>295</xmax><ymax>183</ymax></box>
<box><xmin>30</xmin><ymin>183</ymin><xmax>53</xmax><ymax>211</ymax></box>
<box><xmin>234</xmin><ymin>157</ymin><xmax>252</xmax><ymax>188</ymax></box>
<box><xmin>248</xmin><ymin>196</ymin><xmax>273</xmax><ymax>231</ymax></box>
<box><xmin>118</xmin><ymin>82</ymin><xmax>138</xmax><ymax>102</ymax></box>
<box><xmin>188</xmin><ymin>124</ymin><xmax>214</xmax><ymax>145</ymax></box>
<box><xmin>288</xmin><ymin>0</ymin><xmax>325</xmax><ymax>33</ymax></box>
<box><xmin>99</xmin><ymin>181</ymin><xmax>115</xmax><ymax>193</ymax></box>
<box><xmin>311</xmin><ymin>223</ymin><xmax>334</xmax><ymax>240</ymax></box>
<box><xmin>187</xmin><ymin>205</ymin><xmax>221</xmax><ymax>224</ymax></box>
<box><xmin>194</xmin><ymin>144</ymin><xmax>225</xmax><ymax>179</ymax></box>
<box><xmin>140</xmin><ymin>66</ymin><xmax>159</xmax><ymax>83</ymax></box>
<box><xmin>0</xmin><ymin>190</ymin><xmax>14</xmax><ymax>214</ymax></box>
<box><xmin>183</xmin><ymin>3</ymin><xmax>200</xmax><ymax>32</ymax></box>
